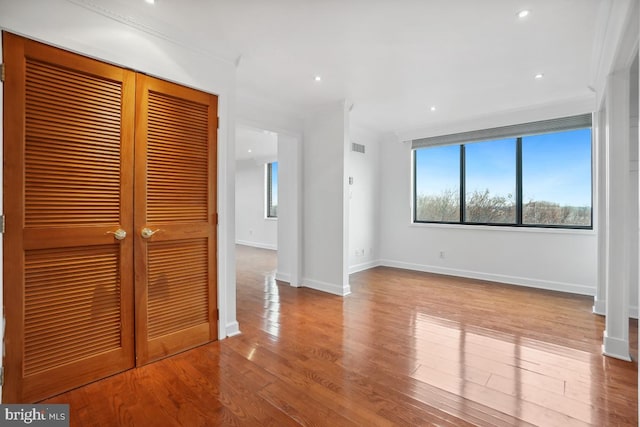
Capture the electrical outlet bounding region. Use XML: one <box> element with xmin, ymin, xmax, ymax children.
<box><xmin>439</xmin><ymin>251</ymin><xmax>445</xmax><ymax>259</ymax></box>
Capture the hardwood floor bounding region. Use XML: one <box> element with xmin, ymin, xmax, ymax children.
<box><xmin>44</xmin><ymin>244</ymin><xmax>638</xmax><ymax>426</ymax></box>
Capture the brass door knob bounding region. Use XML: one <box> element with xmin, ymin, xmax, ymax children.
<box><xmin>108</xmin><ymin>229</ymin><xmax>127</xmax><ymax>240</ymax></box>
<box><xmin>141</xmin><ymin>227</ymin><xmax>160</xmax><ymax>239</ymax></box>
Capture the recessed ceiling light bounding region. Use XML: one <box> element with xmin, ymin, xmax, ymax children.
<box><xmin>517</xmin><ymin>10</ymin><xmax>530</xmax><ymax>19</ymax></box>
<box><xmin>314</xmin><ymin>75</ymin><xmax>322</xmax><ymax>82</ymax></box>
<box><xmin>430</xmin><ymin>106</ymin><xmax>437</xmax><ymax>112</ymax></box>
<box><xmin>247</xmin><ymin>149</ymin><xmax>252</xmax><ymax>153</ymax></box>
<box><xmin>145</xmin><ymin>0</ymin><xmax>155</xmax><ymax>4</ymax></box>
<box><xmin>534</xmin><ymin>73</ymin><xmax>544</xmax><ymax>79</ymax></box>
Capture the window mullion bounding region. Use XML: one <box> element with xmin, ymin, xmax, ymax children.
<box><xmin>460</xmin><ymin>144</ymin><xmax>466</xmax><ymax>224</ymax></box>
<box><xmin>413</xmin><ymin>151</ymin><xmax>418</xmax><ymax>222</ymax></box>
<box><xmin>516</xmin><ymin>137</ymin><xmax>523</xmax><ymax>225</ymax></box>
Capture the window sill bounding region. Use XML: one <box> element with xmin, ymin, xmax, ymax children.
<box><xmin>409</xmin><ymin>221</ymin><xmax>596</xmax><ymax>236</ymax></box>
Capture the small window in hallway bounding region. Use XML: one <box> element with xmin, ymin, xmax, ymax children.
<box><xmin>267</xmin><ymin>161</ymin><xmax>278</xmax><ymax>218</ymax></box>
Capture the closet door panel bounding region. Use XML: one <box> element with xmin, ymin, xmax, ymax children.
<box><xmin>134</xmin><ymin>74</ymin><xmax>218</xmax><ymax>365</ymax></box>
<box><xmin>2</xmin><ymin>32</ymin><xmax>135</xmax><ymax>403</ymax></box>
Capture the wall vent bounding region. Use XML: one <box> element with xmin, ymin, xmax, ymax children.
<box><xmin>351</xmin><ymin>142</ymin><xmax>365</xmax><ymax>154</ymax></box>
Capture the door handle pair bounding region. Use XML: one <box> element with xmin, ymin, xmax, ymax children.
<box><xmin>107</xmin><ymin>228</ymin><xmax>161</xmax><ymax>240</ymax></box>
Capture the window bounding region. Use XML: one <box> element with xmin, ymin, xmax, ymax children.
<box><xmin>414</xmin><ymin>145</ymin><xmax>460</xmax><ymax>222</ymax></box>
<box><xmin>266</xmin><ymin>161</ymin><xmax>278</xmax><ymax>218</ymax></box>
<box><xmin>464</xmin><ymin>138</ymin><xmax>516</xmax><ymax>224</ymax></box>
<box><xmin>412</xmin><ymin>115</ymin><xmax>592</xmax><ymax>228</ymax></box>
<box><xmin>522</xmin><ymin>129</ymin><xmax>592</xmax><ymax>226</ymax></box>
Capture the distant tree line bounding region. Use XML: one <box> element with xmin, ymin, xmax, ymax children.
<box><xmin>416</xmin><ymin>189</ymin><xmax>590</xmax><ymax>226</ymax></box>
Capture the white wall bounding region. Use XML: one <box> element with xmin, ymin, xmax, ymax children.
<box><xmin>589</xmin><ymin>0</ymin><xmax>639</xmax><ymax>361</ymax></box>
<box><xmin>630</xmin><ymin>54</ymin><xmax>639</xmax><ymax>318</ymax></box>
<box><xmin>379</xmin><ymin>132</ymin><xmax>598</xmax><ymax>296</ymax></box>
<box><xmin>348</xmin><ymin>125</ymin><xmax>381</xmax><ymax>273</ymax></box>
<box><xmin>236</xmin><ymin>92</ymin><xmax>304</xmax><ymax>137</ymax></box>
<box><xmin>594</xmin><ymin>106</ymin><xmax>608</xmax><ymax>315</ymax></box>
<box><xmin>0</xmin><ymin>0</ymin><xmax>239</xmax><ymax>343</ymax></box>
<box><xmin>276</xmin><ymin>133</ymin><xmax>302</xmax><ymax>286</ymax></box>
<box><xmin>603</xmin><ymin>70</ymin><xmax>632</xmax><ymax>360</ymax></box>
<box><xmin>235</xmin><ymin>161</ymin><xmax>277</xmax><ymax>250</ymax></box>
<box><xmin>598</xmin><ymin>0</ymin><xmax>639</xmax><ymax>360</ymax></box>
<box><xmin>302</xmin><ymin>101</ymin><xmax>351</xmax><ymax>296</ymax></box>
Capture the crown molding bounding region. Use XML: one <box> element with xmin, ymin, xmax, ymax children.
<box><xmin>589</xmin><ymin>0</ymin><xmax>638</xmax><ymax>108</ymax></box>
<box><xmin>66</xmin><ymin>0</ymin><xmax>235</xmax><ymax>66</ymax></box>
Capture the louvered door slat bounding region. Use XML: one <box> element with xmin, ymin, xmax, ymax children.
<box><xmin>27</xmin><ymin>68</ymin><xmax>123</xmax><ymax>104</ymax></box>
<box><xmin>146</xmin><ymin>90</ymin><xmax>209</xmax><ymax>223</ymax></box>
<box><xmin>147</xmin><ymin>240</ymin><xmax>209</xmax><ymax>338</ymax></box>
<box><xmin>3</xmin><ymin>33</ymin><xmax>135</xmax><ymax>403</ymax></box>
<box><xmin>25</xmin><ymin>59</ymin><xmax>122</xmax><ymax>227</ymax></box>
<box><xmin>135</xmin><ymin>75</ymin><xmax>218</xmax><ymax>365</ymax></box>
<box><xmin>148</xmin><ymin>239</ymin><xmax>209</xmax><ymax>339</ymax></box>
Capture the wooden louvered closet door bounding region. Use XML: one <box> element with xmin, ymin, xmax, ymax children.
<box><xmin>134</xmin><ymin>75</ymin><xmax>218</xmax><ymax>365</ymax></box>
<box><xmin>3</xmin><ymin>33</ymin><xmax>218</xmax><ymax>402</ymax></box>
<box><xmin>2</xmin><ymin>33</ymin><xmax>136</xmax><ymax>402</ymax></box>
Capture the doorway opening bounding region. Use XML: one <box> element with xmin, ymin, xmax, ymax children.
<box><xmin>235</xmin><ymin>125</ymin><xmax>279</xmax><ymax>258</ymax></box>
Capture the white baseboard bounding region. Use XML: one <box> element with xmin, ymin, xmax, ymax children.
<box><xmin>592</xmin><ymin>298</ymin><xmax>638</xmax><ymax>319</ymax></box>
<box><xmin>225</xmin><ymin>321</ymin><xmax>241</xmax><ymax>338</ymax></box>
<box><xmin>592</xmin><ymin>297</ymin><xmax>606</xmax><ymax>316</ymax></box>
<box><xmin>344</xmin><ymin>260</ymin><xmax>639</xmax><ymax>320</ymax></box>
<box><xmin>275</xmin><ymin>271</ymin><xmax>291</xmax><ymax>283</ymax></box>
<box><xmin>236</xmin><ymin>240</ymin><xmax>277</xmax><ymax>250</ymax></box>
<box><xmin>378</xmin><ymin>259</ymin><xmax>596</xmax><ymax>296</ymax></box>
<box><xmin>602</xmin><ymin>330</ymin><xmax>632</xmax><ymax>361</ymax></box>
<box><xmin>349</xmin><ymin>259</ymin><xmax>381</xmax><ymax>274</ymax></box>
<box><xmin>302</xmin><ymin>277</ymin><xmax>351</xmax><ymax>296</ymax></box>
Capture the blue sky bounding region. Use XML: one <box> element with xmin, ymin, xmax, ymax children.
<box><xmin>521</xmin><ymin>129</ymin><xmax>591</xmax><ymax>207</ymax></box>
<box><xmin>415</xmin><ymin>128</ymin><xmax>592</xmax><ymax>207</ymax></box>
<box><xmin>466</xmin><ymin>138</ymin><xmax>516</xmax><ymax>200</ymax></box>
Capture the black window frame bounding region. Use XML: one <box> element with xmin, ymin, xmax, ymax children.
<box><xmin>412</xmin><ymin>116</ymin><xmax>593</xmax><ymax>230</ymax></box>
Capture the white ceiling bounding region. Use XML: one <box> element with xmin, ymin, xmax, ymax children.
<box><xmin>80</xmin><ymin>0</ymin><xmax>601</xmax><ymax>135</ymax></box>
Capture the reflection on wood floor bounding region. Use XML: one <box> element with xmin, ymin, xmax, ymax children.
<box><xmin>46</xmin><ymin>244</ymin><xmax>637</xmax><ymax>426</ymax></box>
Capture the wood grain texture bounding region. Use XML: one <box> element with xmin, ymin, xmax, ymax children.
<box><xmin>25</xmin><ymin>58</ymin><xmax>122</xmax><ymax>226</ymax></box>
<box><xmin>146</xmin><ymin>89</ymin><xmax>209</xmax><ymax>223</ymax></box>
<box><xmin>43</xmin><ymin>245</ymin><xmax>638</xmax><ymax>426</ymax></box>
<box><xmin>147</xmin><ymin>239</ymin><xmax>209</xmax><ymax>339</ymax></box>
<box><xmin>3</xmin><ymin>32</ymin><xmax>136</xmax><ymax>403</ymax></box>
<box><xmin>24</xmin><ymin>245</ymin><xmax>122</xmax><ymax>376</ymax></box>
<box><xmin>133</xmin><ymin>74</ymin><xmax>218</xmax><ymax>365</ymax></box>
